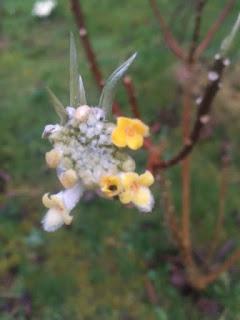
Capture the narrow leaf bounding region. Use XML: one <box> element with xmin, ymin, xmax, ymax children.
<box><xmin>221</xmin><ymin>12</ymin><xmax>240</xmax><ymax>55</ymax></box>
<box><xmin>99</xmin><ymin>52</ymin><xmax>137</xmax><ymax>116</ymax></box>
<box><xmin>70</xmin><ymin>32</ymin><xmax>81</xmax><ymax>107</ymax></box>
<box><xmin>46</xmin><ymin>87</ymin><xmax>67</xmax><ymax>124</ymax></box>
<box><xmin>79</xmin><ymin>75</ymin><xmax>87</xmax><ymax>105</ymax></box>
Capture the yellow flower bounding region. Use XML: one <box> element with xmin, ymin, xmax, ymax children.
<box><xmin>100</xmin><ymin>175</ymin><xmax>122</xmax><ymax>198</ymax></box>
<box><xmin>112</xmin><ymin>117</ymin><xmax>149</xmax><ymax>150</ymax></box>
<box><xmin>119</xmin><ymin>171</ymin><xmax>154</xmax><ymax>212</ymax></box>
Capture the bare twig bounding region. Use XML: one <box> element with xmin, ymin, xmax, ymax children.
<box><xmin>155</xmin><ymin>57</ymin><xmax>226</xmax><ymax>169</ymax></box>
<box><xmin>200</xmin><ymin>249</ymin><xmax>240</xmax><ymax>288</ymax></box>
<box><xmin>149</xmin><ymin>0</ymin><xmax>186</xmax><ymax>61</ymax></box>
<box><xmin>160</xmin><ymin>176</ymin><xmax>181</xmax><ymax>244</ymax></box>
<box><xmin>123</xmin><ymin>76</ymin><xmax>141</xmax><ymax>119</ymax></box>
<box><xmin>207</xmin><ymin>141</ymin><xmax>231</xmax><ymax>262</ymax></box>
<box><xmin>181</xmin><ymin>91</ymin><xmax>192</xmax><ymax>268</ymax></box>
<box><xmin>195</xmin><ymin>0</ymin><xmax>236</xmax><ymax>59</ymax></box>
<box><xmin>69</xmin><ymin>0</ymin><xmax>103</xmax><ymax>88</ymax></box>
<box><xmin>69</xmin><ymin>0</ymin><xmax>123</xmax><ymax>116</ymax></box>
<box><xmin>144</xmin><ymin>276</ymin><xmax>159</xmax><ymax>305</ymax></box>
<box><xmin>188</xmin><ymin>0</ymin><xmax>208</xmax><ymax>63</ymax></box>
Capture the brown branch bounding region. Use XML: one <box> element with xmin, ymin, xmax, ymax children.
<box><xmin>69</xmin><ymin>0</ymin><xmax>103</xmax><ymax>88</ymax></box>
<box><xmin>207</xmin><ymin>141</ymin><xmax>231</xmax><ymax>262</ymax></box>
<box><xmin>160</xmin><ymin>176</ymin><xmax>181</xmax><ymax>244</ymax></box>
<box><xmin>195</xmin><ymin>0</ymin><xmax>236</xmax><ymax>59</ymax></box>
<box><xmin>149</xmin><ymin>0</ymin><xmax>186</xmax><ymax>61</ymax></box>
<box><xmin>144</xmin><ymin>277</ymin><xmax>159</xmax><ymax>305</ymax></box>
<box><xmin>69</xmin><ymin>0</ymin><xmax>122</xmax><ymax>116</ymax></box>
<box><xmin>188</xmin><ymin>0</ymin><xmax>208</xmax><ymax>63</ymax></box>
<box><xmin>155</xmin><ymin>56</ymin><xmax>226</xmax><ymax>169</ymax></box>
<box><xmin>123</xmin><ymin>76</ymin><xmax>141</xmax><ymax>119</ymax></box>
<box><xmin>200</xmin><ymin>249</ymin><xmax>240</xmax><ymax>288</ymax></box>
<box><xmin>181</xmin><ymin>90</ymin><xmax>192</xmax><ymax>268</ymax></box>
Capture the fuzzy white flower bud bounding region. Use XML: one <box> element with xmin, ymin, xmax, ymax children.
<box><xmin>74</xmin><ymin>105</ymin><xmax>91</xmax><ymax>122</ymax></box>
<box><xmin>121</xmin><ymin>158</ymin><xmax>136</xmax><ymax>172</ymax></box>
<box><xmin>59</xmin><ymin>169</ymin><xmax>78</xmax><ymax>188</ymax></box>
<box><xmin>45</xmin><ymin>149</ymin><xmax>62</xmax><ymax>168</ymax></box>
<box><xmin>42</xmin><ymin>124</ymin><xmax>61</xmax><ymax>138</ymax></box>
<box><xmin>42</xmin><ymin>208</ymin><xmax>65</xmax><ymax>232</ymax></box>
<box><xmin>66</xmin><ymin>106</ymin><xmax>76</xmax><ymax>119</ymax></box>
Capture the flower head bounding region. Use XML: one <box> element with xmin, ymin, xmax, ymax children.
<box><xmin>41</xmin><ymin>37</ymin><xmax>155</xmax><ymax>232</ymax></box>
<box><xmin>100</xmin><ymin>175</ymin><xmax>122</xmax><ymax>198</ymax></box>
<box><xmin>119</xmin><ymin>171</ymin><xmax>154</xmax><ymax>212</ymax></box>
<box><xmin>112</xmin><ymin>117</ymin><xmax>149</xmax><ymax>150</ymax></box>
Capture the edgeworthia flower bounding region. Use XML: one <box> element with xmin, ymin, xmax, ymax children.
<box><xmin>42</xmin><ymin>35</ymin><xmax>155</xmax><ymax>232</ymax></box>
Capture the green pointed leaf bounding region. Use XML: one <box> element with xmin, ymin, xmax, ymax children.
<box><xmin>99</xmin><ymin>52</ymin><xmax>137</xmax><ymax>117</ymax></box>
<box><xmin>46</xmin><ymin>87</ymin><xmax>67</xmax><ymax>124</ymax></box>
<box><xmin>221</xmin><ymin>13</ymin><xmax>240</xmax><ymax>55</ymax></box>
<box><xmin>70</xmin><ymin>32</ymin><xmax>81</xmax><ymax>107</ymax></box>
<box><xmin>79</xmin><ymin>75</ymin><xmax>87</xmax><ymax>105</ymax></box>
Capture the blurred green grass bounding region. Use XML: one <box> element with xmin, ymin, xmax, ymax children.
<box><xmin>1</xmin><ymin>0</ymin><xmax>240</xmax><ymax>318</ymax></box>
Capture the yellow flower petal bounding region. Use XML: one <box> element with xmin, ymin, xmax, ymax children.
<box><xmin>127</xmin><ymin>134</ymin><xmax>143</xmax><ymax>150</ymax></box>
<box><xmin>117</xmin><ymin>117</ymin><xmax>132</xmax><ymax>129</ymax></box>
<box><xmin>112</xmin><ymin>117</ymin><xmax>149</xmax><ymax>150</ymax></box>
<box><xmin>111</xmin><ymin>128</ymin><xmax>127</xmax><ymax>148</ymax></box>
<box><xmin>133</xmin><ymin>119</ymin><xmax>149</xmax><ymax>136</ymax></box>
<box><xmin>139</xmin><ymin>171</ymin><xmax>154</xmax><ymax>187</ymax></box>
<box><xmin>121</xmin><ymin>172</ymin><xmax>139</xmax><ymax>189</ymax></box>
<box><xmin>132</xmin><ymin>187</ymin><xmax>153</xmax><ymax>212</ymax></box>
<box><xmin>119</xmin><ymin>190</ymin><xmax>132</xmax><ymax>204</ymax></box>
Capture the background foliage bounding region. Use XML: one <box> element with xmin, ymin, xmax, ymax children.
<box><xmin>1</xmin><ymin>0</ymin><xmax>240</xmax><ymax>318</ymax></box>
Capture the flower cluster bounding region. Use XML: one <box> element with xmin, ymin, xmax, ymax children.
<box><xmin>100</xmin><ymin>170</ymin><xmax>154</xmax><ymax>212</ymax></box>
<box><xmin>41</xmin><ymin>37</ymin><xmax>155</xmax><ymax>232</ymax></box>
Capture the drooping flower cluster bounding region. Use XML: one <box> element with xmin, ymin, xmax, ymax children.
<box><xmin>41</xmin><ymin>36</ymin><xmax>155</xmax><ymax>232</ymax></box>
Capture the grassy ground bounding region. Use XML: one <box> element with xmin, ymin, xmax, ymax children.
<box><xmin>1</xmin><ymin>0</ymin><xmax>240</xmax><ymax>318</ymax></box>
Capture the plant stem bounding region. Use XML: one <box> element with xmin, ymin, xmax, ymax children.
<box><xmin>195</xmin><ymin>0</ymin><xmax>236</xmax><ymax>58</ymax></box>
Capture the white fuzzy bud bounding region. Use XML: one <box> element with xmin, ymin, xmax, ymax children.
<box><xmin>59</xmin><ymin>169</ymin><xmax>78</xmax><ymax>188</ymax></box>
<box><xmin>74</xmin><ymin>105</ymin><xmax>91</xmax><ymax>122</ymax></box>
<box><xmin>42</xmin><ymin>124</ymin><xmax>61</xmax><ymax>138</ymax></box>
<box><xmin>122</xmin><ymin>158</ymin><xmax>136</xmax><ymax>172</ymax></box>
<box><xmin>45</xmin><ymin>149</ymin><xmax>62</xmax><ymax>168</ymax></box>
<box><xmin>41</xmin><ymin>208</ymin><xmax>65</xmax><ymax>232</ymax></box>
<box><xmin>66</xmin><ymin>106</ymin><xmax>76</xmax><ymax>119</ymax></box>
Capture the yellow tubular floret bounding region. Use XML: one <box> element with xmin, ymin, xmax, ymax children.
<box><xmin>100</xmin><ymin>175</ymin><xmax>122</xmax><ymax>197</ymax></box>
